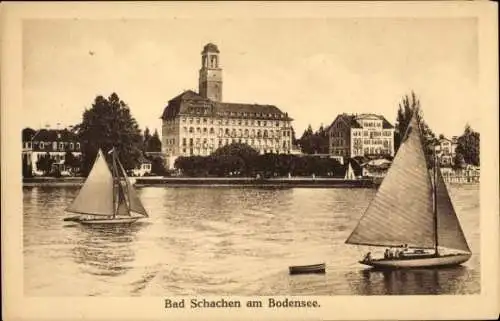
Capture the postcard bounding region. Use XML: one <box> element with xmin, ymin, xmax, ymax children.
<box><xmin>2</xmin><ymin>1</ymin><xmax>498</xmax><ymax>320</ymax></box>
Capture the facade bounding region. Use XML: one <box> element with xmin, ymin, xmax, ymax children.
<box><xmin>327</xmin><ymin>113</ymin><xmax>395</xmax><ymax>160</ymax></box>
<box><xmin>132</xmin><ymin>158</ymin><xmax>152</xmax><ymax>177</ymax></box>
<box><xmin>161</xmin><ymin>43</ymin><xmax>294</xmax><ymax>168</ymax></box>
<box><xmin>436</xmin><ymin>136</ymin><xmax>458</xmax><ymax>166</ymax></box>
<box><xmin>22</xmin><ymin>127</ymin><xmax>82</xmax><ymax>176</ymax></box>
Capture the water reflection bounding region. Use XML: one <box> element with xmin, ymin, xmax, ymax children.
<box><xmin>347</xmin><ymin>266</ymin><xmax>476</xmax><ymax>295</ymax></box>
<box><xmin>71</xmin><ymin>224</ymin><xmax>142</xmax><ymax>277</ymax></box>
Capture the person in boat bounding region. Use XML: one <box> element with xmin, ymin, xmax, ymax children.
<box><xmin>363</xmin><ymin>252</ymin><xmax>372</xmax><ymax>262</ymax></box>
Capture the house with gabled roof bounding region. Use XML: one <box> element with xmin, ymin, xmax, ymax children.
<box><xmin>22</xmin><ymin>127</ymin><xmax>82</xmax><ymax>176</ymax></box>
<box><xmin>326</xmin><ymin>113</ymin><xmax>395</xmax><ymax>161</ymax></box>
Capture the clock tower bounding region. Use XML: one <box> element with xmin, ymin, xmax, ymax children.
<box><xmin>199</xmin><ymin>43</ymin><xmax>222</xmax><ymax>102</ymax></box>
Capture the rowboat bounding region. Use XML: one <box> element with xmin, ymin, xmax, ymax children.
<box><xmin>289</xmin><ymin>263</ymin><xmax>326</xmax><ymax>275</ymax></box>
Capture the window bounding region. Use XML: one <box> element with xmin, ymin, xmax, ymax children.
<box><xmin>189</xmin><ymin>127</ymin><xmax>194</xmax><ymax>133</ymax></box>
<box><xmin>209</xmin><ymin>127</ymin><xmax>214</xmax><ymax>134</ymax></box>
<box><xmin>40</xmin><ymin>142</ymin><xmax>45</xmax><ymax>149</ymax></box>
<box><xmin>59</xmin><ymin>142</ymin><xmax>64</xmax><ymax>150</ymax></box>
<box><xmin>183</xmin><ymin>138</ymin><xmax>187</xmax><ymax>146</ymax></box>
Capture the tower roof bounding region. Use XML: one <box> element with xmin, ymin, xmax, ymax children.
<box><xmin>202</xmin><ymin>43</ymin><xmax>220</xmax><ymax>54</ymax></box>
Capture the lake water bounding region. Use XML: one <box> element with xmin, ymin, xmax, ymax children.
<box><xmin>23</xmin><ymin>184</ymin><xmax>480</xmax><ymax>296</ymax></box>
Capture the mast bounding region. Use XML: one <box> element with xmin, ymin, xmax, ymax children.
<box><xmin>433</xmin><ymin>144</ymin><xmax>439</xmax><ymax>256</ymax></box>
<box><xmin>112</xmin><ymin>148</ymin><xmax>117</xmax><ymax>218</ymax></box>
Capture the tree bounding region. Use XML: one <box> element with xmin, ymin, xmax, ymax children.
<box><xmin>298</xmin><ymin>124</ymin><xmax>314</xmax><ymax>154</ymax></box>
<box><xmin>36</xmin><ymin>152</ymin><xmax>55</xmax><ymax>175</ymax></box>
<box><xmin>143</xmin><ymin>127</ymin><xmax>152</xmax><ymax>152</ymax></box>
<box><xmin>394</xmin><ymin>91</ymin><xmax>437</xmax><ymax>167</ymax></box>
<box><xmin>456</xmin><ymin>124</ymin><xmax>480</xmax><ymax>166</ymax></box>
<box><xmin>395</xmin><ymin>91</ymin><xmax>419</xmax><ymax>152</ymax></box>
<box><xmin>149</xmin><ymin>155</ymin><xmax>168</xmax><ymax>176</ymax></box>
<box><xmin>148</xmin><ymin>129</ymin><xmax>162</xmax><ymax>152</ymax></box>
<box><xmin>452</xmin><ymin>152</ymin><xmax>466</xmax><ymax>170</ymax></box>
<box><xmin>76</xmin><ymin>93</ymin><xmax>143</xmax><ymax>176</ymax></box>
<box><xmin>64</xmin><ymin>151</ymin><xmax>81</xmax><ymax>174</ymax></box>
<box><xmin>22</xmin><ymin>155</ymin><xmax>33</xmax><ymax>178</ymax></box>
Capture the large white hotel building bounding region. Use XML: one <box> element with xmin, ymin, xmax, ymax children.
<box><xmin>161</xmin><ymin>43</ymin><xmax>294</xmax><ymax>168</ymax></box>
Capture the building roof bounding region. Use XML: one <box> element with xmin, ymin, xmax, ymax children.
<box><xmin>161</xmin><ymin>90</ymin><xmax>292</xmax><ymax>121</ymax></box>
<box><xmin>202</xmin><ymin>43</ymin><xmax>220</xmax><ymax>54</ymax></box>
<box><xmin>327</xmin><ymin>113</ymin><xmax>394</xmax><ymax>131</ymax></box>
<box><xmin>31</xmin><ymin>128</ymin><xmax>79</xmax><ymax>142</ymax></box>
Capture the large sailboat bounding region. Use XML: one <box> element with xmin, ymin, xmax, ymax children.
<box><xmin>64</xmin><ymin>148</ymin><xmax>149</xmax><ymax>225</ymax></box>
<box><xmin>345</xmin><ymin>110</ymin><xmax>471</xmax><ymax>268</ymax></box>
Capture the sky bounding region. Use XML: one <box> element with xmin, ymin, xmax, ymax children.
<box><xmin>23</xmin><ymin>17</ymin><xmax>479</xmax><ymax>137</ymax></box>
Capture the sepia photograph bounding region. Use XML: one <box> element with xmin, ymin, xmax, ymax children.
<box><xmin>2</xmin><ymin>2</ymin><xmax>499</xmax><ymax>320</ymax></box>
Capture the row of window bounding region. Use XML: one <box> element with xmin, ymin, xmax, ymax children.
<box><xmin>35</xmin><ymin>152</ymin><xmax>80</xmax><ymax>162</ymax></box>
<box><xmin>180</xmin><ymin>137</ymin><xmax>291</xmax><ymax>148</ymax></box>
<box><xmin>179</xmin><ymin>147</ymin><xmax>291</xmax><ymax>157</ymax></box>
<box><xmin>178</xmin><ymin>117</ymin><xmax>287</xmax><ymax>127</ymax></box>
<box><xmin>351</xmin><ymin>130</ymin><xmax>392</xmax><ymax>137</ymax></box>
<box><xmin>353</xmin><ymin>147</ymin><xmax>392</xmax><ymax>155</ymax></box>
<box><xmin>26</xmin><ymin>141</ymin><xmax>81</xmax><ymax>151</ymax></box>
<box><xmin>181</xmin><ymin>127</ymin><xmax>290</xmax><ymax>138</ymax></box>
<box><xmin>361</xmin><ymin>121</ymin><xmax>383</xmax><ymax>128</ymax></box>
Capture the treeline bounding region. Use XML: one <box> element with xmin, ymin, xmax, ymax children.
<box><xmin>174</xmin><ymin>143</ymin><xmax>345</xmax><ymax>177</ymax></box>
<box><xmin>395</xmin><ymin>91</ymin><xmax>480</xmax><ymax>169</ymax></box>
<box><xmin>297</xmin><ymin>125</ymin><xmax>329</xmax><ymax>154</ymax></box>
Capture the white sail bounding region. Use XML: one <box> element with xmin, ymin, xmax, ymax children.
<box><xmin>346</xmin><ymin>112</ymin><xmax>436</xmax><ymax>249</ymax></box>
<box><xmin>436</xmin><ymin>168</ymin><xmax>471</xmax><ymax>252</ymax></box>
<box><xmin>345</xmin><ymin>162</ymin><xmax>355</xmax><ymax>180</ymax></box>
<box><xmin>66</xmin><ymin>149</ymin><xmax>114</xmax><ymax>216</ymax></box>
<box><xmin>116</xmin><ymin>181</ymin><xmax>130</xmax><ymax>216</ymax></box>
<box><xmin>116</xmin><ymin>155</ymin><xmax>149</xmax><ymax>217</ymax></box>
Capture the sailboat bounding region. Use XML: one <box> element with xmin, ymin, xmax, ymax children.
<box><xmin>345</xmin><ymin>161</ymin><xmax>356</xmax><ymax>180</ymax></box>
<box><xmin>64</xmin><ymin>148</ymin><xmax>149</xmax><ymax>225</ymax></box>
<box><xmin>345</xmin><ymin>110</ymin><xmax>471</xmax><ymax>268</ymax></box>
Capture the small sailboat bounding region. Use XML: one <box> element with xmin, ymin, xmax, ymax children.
<box><xmin>64</xmin><ymin>148</ymin><xmax>149</xmax><ymax>225</ymax></box>
<box><xmin>344</xmin><ymin>161</ymin><xmax>356</xmax><ymax>180</ymax></box>
<box><xmin>345</xmin><ymin>110</ymin><xmax>471</xmax><ymax>268</ymax></box>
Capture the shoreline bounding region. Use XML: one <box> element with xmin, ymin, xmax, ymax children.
<box><xmin>22</xmin><ymin>176</ymin><xmax>382</xmax><ymax>188</ymax></box>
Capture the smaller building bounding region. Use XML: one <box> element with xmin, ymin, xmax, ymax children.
<box><xmin>327</xmin><ymin>113</ymin><xmax>395</xmax><ymax>162</ymax></box>
<box><xmin>132</xmin><ymin>157</ymin><xmax>152</xmax><ymax>177</ymax></box>
<box><xmin>22</xmin><ymin>127</ymin><xmax>82</xmax><ymax>176</ymax></box>
<box><xmin>436</xmin><ymin>136</ymin><xmax>458</xmax><ymax>167</ymax></box>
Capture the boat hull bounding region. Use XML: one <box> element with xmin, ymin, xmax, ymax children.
<box><xmin>289</xmin><ymin>263</ymin><xmax>326</xmax><ymax>275</ymax></box>
<box><xmin>78</xmin><ymin>217</ymin><xmax>139</xmax><ymax>225</ymax></box>
<box><xmin>360</xmin><ymin>253</ymin><xmax>471</xmax><ymax>269</ymax></box>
